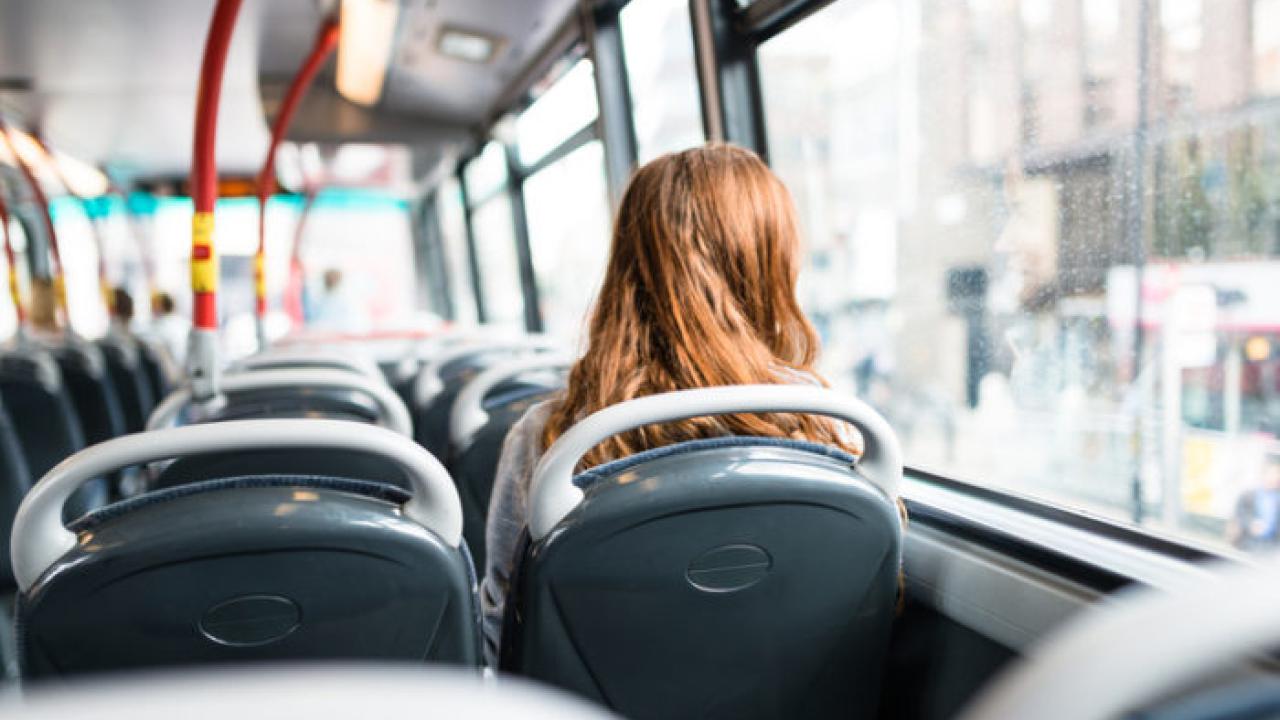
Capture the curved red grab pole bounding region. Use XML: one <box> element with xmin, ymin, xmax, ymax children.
<box><xmin>34</xmin><ymin>134</ymin><xmax>115</xmax><ymax>316</ymax></box>
<box><xmin>255</xmin><ymin>18</ymin><xmax>340</xmax><ymax>321</ymax></box>
<box><xmin>0</xmin><ymin>121</ymin><xmax>66</xmax><ymax>322</ymax></box>
<box><xmin>0</xmin><ymin>190</ymin><xmax>24</xmax><ymax>325</ymax></box>
<box><xmin>190</xmin><ymin>0</ymin><xmax>245</xmax><ymax>332</ymax></box>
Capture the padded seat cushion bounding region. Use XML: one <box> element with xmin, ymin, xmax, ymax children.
<box><xmin>152</xmin><ymin>449</ymin><xmax>414</xmax><ymax>492</ymax></box>
<box><xmin>70</xmin><ymin>475</ymin><xmax>411</xmax><ymax>532</ymax></box>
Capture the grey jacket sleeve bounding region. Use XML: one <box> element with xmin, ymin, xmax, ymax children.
<box><xmin>479</xmin><ymin>399</ymin><xmax>555</xmax><ymax>663</ymax></box>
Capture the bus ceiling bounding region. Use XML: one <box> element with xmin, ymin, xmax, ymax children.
<box><xmin>0</xmin><ymin>0</ymin><xmax>582</xmax><ymax>185</ymax></box>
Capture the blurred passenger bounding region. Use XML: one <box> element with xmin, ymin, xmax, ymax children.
<box><xmin>109</xmin><ymin>287</ymin><xmax>134</xmax><ymax>335</ymax></box>
<box><xmin>148</xmin><ymin>291</ymin><xmax>188</xmax><ymax>366</ymax></box>
<box><xmin>28</xmin><ymin>277</ymin><xmax>58</xmax><ymax>335</ymax></box>
<box><xmin>480</xmin><ymin>144</ymin><xmax>871</xmax><ymax>659</ymax></box>
<box><xmin>308</xmin><ymin>268</ymin><xmax>364</xmax><ymax>333</ymax></box>
<box><xmin>1228</xmin><ymin>451</ymin><xmax>1280</xmax><ymax>552</ymax></box>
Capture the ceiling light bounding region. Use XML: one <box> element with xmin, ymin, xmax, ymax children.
<box><xmin>438</xmin><ymin>27</ymin><xmax>502</xmax><ymax>64</ymax></box>
<box><xmin>53</xmin><ymin>151</ymin><xmax>109</xmax><ymax>197</ymax></box>
<box><xmin>4</xmin><ymin>129</ymin><xmax>62</xmax><ymax>189</ymax></box>
<box><xmin>337</xmin><ymin>0</ymin><xmax>400</xmax><ymax>107</ymax></box>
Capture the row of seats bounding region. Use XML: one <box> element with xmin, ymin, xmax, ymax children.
<box><xmin>0</xmin><ymin>332</ymin><xmax>170</xmax><ymax>591</ymax></box>
<box><xmin>8</xmin><ymin>333</ymin><xmax>904</xmax><ymax>719</ymax></box>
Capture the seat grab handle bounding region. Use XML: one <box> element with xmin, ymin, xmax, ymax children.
<box><xmin>528</xmin><ymin>385</ymin><xmax>902</xmax><ymax>540</ymax></box>
<box><xmin>449</xmin><ymin>354</ymin><xmax>573</xmax><ymax>451</ymax></box>
<box><xmin>11</xmin><ymin>419</ymin><xmax>462</xmax><ymax>592</ymax></box>
<box><xmin>148</xmin><ymin>367</ymin><xmax>413</xmax><ymax>437</ymax></box>
<box><xmin>412</xmin><ymin>335</ymin><xmax>561</xmax><ymax>408</ymax></box>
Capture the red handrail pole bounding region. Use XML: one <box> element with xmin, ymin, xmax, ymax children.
<box><xmin>189</xmin><ymin>0</ymin><xmax>244</xmax><ymax>399</ymax></box>
<box><xmin>33</xmin><ymin>134</ymin><xmax>115</xmax><ymax>317</ymax></box>
<box><xmin>255</xmin><ymin>18</ymin><xmax>339</xmax><ymax>339</ymax></box>
<box><xmin>0</xmin><ymin>121</ymin><xmax>67</xmax><ymax>325</ymax></box>
<box><xmin>0</xmin><ymin>191</ymin><xmax>24</xmax><ymax>326</ymax></box>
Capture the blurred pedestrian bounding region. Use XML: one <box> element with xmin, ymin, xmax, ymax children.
<box><xmin>1228</xmin><ymin>450</ymin><xmax>1280</xmax><ymax>551</ymax></box>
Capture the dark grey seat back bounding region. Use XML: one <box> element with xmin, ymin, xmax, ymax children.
<box><xmin>0</xmin><ymin>350</ymin><xmax>107</xmax><ymax>521</ymax></box>
<box><xmin>0</xmin><ymin>351</ymin><xmax>84</xmax><ymax>477</ymax></box>
<box><xmin>502</xmin><ymin>438</ymin><xmax>901</xmax><ymax>719</ymax></box>
<box><xmin>136</xmin><ymin>340</ymin><xmax>169</xmax><ymax>406</ymax></box>
<box><xmin>450</xmin><ymin>381</ymin><xmax>561</xmax><ymax>571</ymax></box>
<box><xmin>20</xmin><ymin>474</ymin><xmax>480</xmax><ymax>676</ymax></box>
<box><xmin>148</xmin><ymin>386</ymin><xmax>395</xmax><ymax>493</ymax></box>
<box><xmin>0</xmin><ymin>395</ymin><xmax>31</xmax><ymax>590</ymax></box>
<box><xmin>98</xmin><ymin>335</ymin><xmax>156</xmax><ymax>433</ymax></box>
<box><xmin>54</xmin><ymin>341</ymin><xmax>128</xmax><ymax>445</ymax></box>
<box><xmin>414</xmin><ymin>349</ymin><xmax>529</xmax><ymax>460</ymax></box>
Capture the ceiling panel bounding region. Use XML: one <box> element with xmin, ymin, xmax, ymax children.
<box><xmin>0</xmin><ymin>0</ymin><xmax>583</xmax><ymax>180</ymax></box>
<box><xmin>382</xmin><ymin>0</ymin><xmax>581</xmax><ymax>123</ymax></box>
<box><xmin>0</xmin><ymin>0</ymin><xmax>276</xmax><ymax>178</ymax></box>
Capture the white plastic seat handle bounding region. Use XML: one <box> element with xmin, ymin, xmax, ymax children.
<box><xmin>449</xmin><ymin>353</ymin><xmax>573</xmax><ymax>450</ymax></box>
<box><xmin>11</xmin><ymin>419</ymin><xmax>462</xmax><ymax>592</ymax></box>
<box><xmin>528</xmin><ymin>384</ymin><xmax>903</xmax><ymax>540</ymax></box>
<box><xmin>231</xmin><ymin>348</ymin><xmax>383</xmax><ymax>380</ymax></box>
<box><xmin>147</xmin><ymin>368</ymin><xmax>413</xmax><ymax>437</ymax></box>
<box><xmin>956</xmin><ymin>552</ymin><xmax>1280</xmax><ymax>720</ymax></box>
<box><xmin>411</xmin><ymin>335</ymin><xmax>561</xmax><ymax>408</ymax></box>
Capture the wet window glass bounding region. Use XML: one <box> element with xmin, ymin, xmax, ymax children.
<box><xmin>760</xmin><ymin>0</ymin><xmax>1280</xmax><ymax>552</ymax></box>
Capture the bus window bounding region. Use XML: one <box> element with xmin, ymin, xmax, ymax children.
<box><xmin>759</xmin><ymin>0</ymin><xmax>1280</xmax><ymax>551</ymax></box>
<box><xmin>437</xmin><ymin>176</ymin><xmax>477</xmax><ymax>325</ymax></box>
<box><xmin>464</xmin><ymin>141</ymin><xmax>509</xmax><ymax>203</ymax></box>
<box><xmin>148</xmin><ymin>189</ymin><xmax>415</xmax><ymax>354</ymax></box>
<box><xmin>469</xmin><ymin>193</ymin><xmax>525</xmax><ymax>330</ymax></box>
<box><xmin>523</xmin><ymin>140</ymin><xmax>610</xmax><ymax>343</ymax></box>
<box><xmin>620</xmin><ymin>0</ymin><xmax>704</xmax><ymax>161</ymax></box>
<box><xmin>515</xmin><ymin>58</ymin><xmax>598</xmax><ymax>167</ymax></box>
<box><xmin>1257</xmin><ymin>0</ymin><xmax>1280</xmax><ymax>96</ymax></box>
<box><xmin>49</xmin><ymin>197</ymin><xmax>108</xmax><ymax>338</ymax></box>
<box><xmin>0</xmin><ymin>216</ymin><xmax>27</xmax><ymax>339</ymax></box>
<box><xmin>296</xmin><ymin>191</ymin><xmax>416</xmax><ymax>333</ymax></box>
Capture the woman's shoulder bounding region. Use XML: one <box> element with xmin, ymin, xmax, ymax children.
<box><xmin>503</xmin><ymin>394</ymin><xmax>560</xmax><ymax>449</ymax></box>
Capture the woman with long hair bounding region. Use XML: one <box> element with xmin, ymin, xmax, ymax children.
<box><xmin>481</xmin><ymin>143</ymin><xmax>860</xmax><ymax>652</ymax></box>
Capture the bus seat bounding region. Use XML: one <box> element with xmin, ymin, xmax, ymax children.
<box><xmin>0</xmin><ymin>396</ymin><xmax>31</xmax><ymax>590</ymax></box>
<box><xmin>148</xmin><ymin>369</ymin><xmax>412</xmax><ymax>437</ymax></box>
<box><xmin>54</xmin><ymin>340</ymin><xmax>128</xmax><ymax>446</ymax></box>
<box><xmin>501</xmin><ymin>386</ymin><xmax>904</xmax><ymax>719</ymax></box>
<box><xmin>143</xmin><ymin>371</ymin><xmax>414</xmax><ymax>495</ymax></box>
<box><xmin>0</xmin><ymin>349</ymin><xmax>107</xmax><ymax>522</ymax></box>
<box><xmin>99</xmin><ymin>335</ymin><xmax>157</xmax><ymax>433</ymax></box>
<box><xmin>136</xmin><ymin>339</ymin><xmax>171</xmax><ymax>407</ymax></box>
<box><xmin>412</xmin><ymin>340</ymin><xmax>559</xmax><ymax>461</ymax></box>
<box><xmin>13</xmin><ymin>419</ymin><xmax>480</xmax><ymax>676</ymax></box>
<box><xmin>447</xmin><ymin>356</ymin><xmax>569</xmax><ymax>570</ymax></box>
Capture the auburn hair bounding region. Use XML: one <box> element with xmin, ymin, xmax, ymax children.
<box><xmin>541</xmin><ymin>143</ymin><xmax>856</xmax><ymax>468</ymax></box>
